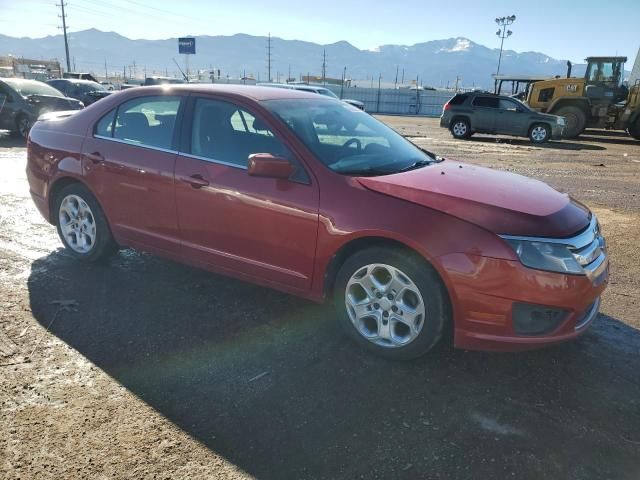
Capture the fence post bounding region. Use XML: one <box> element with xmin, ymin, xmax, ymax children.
<box><xmin>376</xmin><ymin>74</ymin><xmax>381</xmax><ymax>113</ymax></box>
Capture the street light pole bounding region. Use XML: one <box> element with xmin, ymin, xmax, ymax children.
<box><xmin>495</xmin><ymin>15</ymin><xmax>516</xmax><ymax>76</ymax></box>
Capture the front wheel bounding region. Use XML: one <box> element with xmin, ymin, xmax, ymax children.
<box><xmin>15</xmin><ymin>115</ymin><xmax>33</xmax><ymax>139</ymax></box>
<box><xmin>334</xmin><ymin>247</ymin><xmax>449</xmax><ymax>360</ymax></box>
<box><xmin>54</xmin><ymin>183</ymin><xmax>118</xmax><ymax>262</ymax></box>
<box><xmin>529</xmin><ymin>123</ymin><xmax>551</xmax><ymax>144</ymax></box>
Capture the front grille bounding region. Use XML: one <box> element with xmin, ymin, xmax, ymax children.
<box><xmin>566</xmin><ymin>216</ymin><xmax>607</xmax><ymax>276</ymax></box>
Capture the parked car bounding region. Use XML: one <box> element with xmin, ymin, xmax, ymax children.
<box><xmin>440</xmin><ymin>92</ymin><xmax>565</xmax><ymax>144</ymax></box>
<box><xmin>26</xmin><ymin>85</ymin><xmax>607</xmax><ymax>359</ymax></box>
<box><xmin>0</xmin><ymin>78</ymin><xmax>84</xmax><ymax>138</ymax></box>
<box><xmin>259</xmin><ymin>82</ymin><xmax>366</xmax><ymax>111</ymax></box>
<box><xmin>47</xmin><ymin>79</ymin><xmax>112</xmax><ymax>106</ymax></box>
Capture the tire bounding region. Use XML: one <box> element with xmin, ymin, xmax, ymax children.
<box><xmin>528</xmin><ymin>123</ymin><xmax>551</xmax><ymax>144</ymax></box>
<box><xmin>450</xmin><ymin>118</ymin><xmax>471</xmax><ymax>139</ymax></box>
<box><xmin>627</xmin><ymin>118</ymin><xmax>640</xmax><ymax>140</ymax></box>
<box><xmin>553</xmin><ymin>105</ymin><xmax>586</xmax><ymax>138</ymax></box>
<box><xmin>334</xmin><ymin>247</ymin><xmax>450</xmax><ymax>360</ymax></box>
<box><xmin>16</xmin><ymin>114</ymin><xmax>33</xmax><ymax>139</ymax></box>
<box><xmin>54</xmin><ymin>183</ymin><xmax>118</xmax><ymax>262</ymax></box>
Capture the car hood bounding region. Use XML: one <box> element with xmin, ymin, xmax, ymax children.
<box><xmin>356</xmin><ymin>160</ymin><xmax>590</xmax><ymax>237</ymax></box>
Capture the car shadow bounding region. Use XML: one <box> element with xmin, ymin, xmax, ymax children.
<box><xmin>27</xmin><ymin>249</ymin><xmax>640</xmax><ymax>479</ymax></box>
<box><xmin>467</xmin><ymin>136</ymin><xmax>606</xmax><ymax>151</ymax></box>
<box><xmin>0</xmin><ymin>131</ymin><xmax>26</xmax><ymax>148</ymax></box>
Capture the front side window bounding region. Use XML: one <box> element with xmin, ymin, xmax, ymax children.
<box><xmin>112</xmin><ymin>96</ymin><xmax>181</xmax><ymax>150</ymax></box>
<box><xmin>499</xmin><ymin>99</ymin><xmax>520</xmax><ymax>111</ymax></box>
<box><xmin>264</xmin><ymin>98</ymin><xmax>438</xmax><ymax>176</ymax></box>
<box><xmin>190</xmin><ymin>98</ymin><xmax>291</xmax><ymax>168</ymax></box>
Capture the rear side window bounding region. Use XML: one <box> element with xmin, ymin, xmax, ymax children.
<box><xmin>472</xmin><ymin>96</ymin><xmax>500</xmax><ymax>108</ymax></box>
<box><xmin>112</xmin><ymin>96</ymin><xmax>181</xmax><ymax>150</ymax></box>
<box><xmin>448</xmin><ymin>94</ymin><xmax>467</xmax><ymax>105</ymax></box>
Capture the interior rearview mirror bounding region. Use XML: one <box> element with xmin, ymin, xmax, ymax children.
<box><xmin>247</xmin><ymin>153</ymin><xmax>295</xmax><ymax>179</ymax></box>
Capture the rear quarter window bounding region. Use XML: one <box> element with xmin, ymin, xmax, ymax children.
<box><xmin>448</xmin><ymin>94</ymin><xmax>467</xmax><ymax>105</ymax></box>
<box><xmin>95</xmin><ymin>109</ymin><xmax>116</xmax><ymax>137</ymax></box>
<box><xmin>472</xmin><ymin>96</ymin><xmax>500</xmax><ymax>108</ymax></box>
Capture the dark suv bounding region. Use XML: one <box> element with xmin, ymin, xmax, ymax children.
<box><xmin>440</xmin><ymin>92</ymin><xmax>565</xmax><ymax>144</ymax></box>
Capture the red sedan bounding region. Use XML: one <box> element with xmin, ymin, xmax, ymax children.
<box><xmin>26</xmin><ymin>85</ymin><xmax>608</xmax><ymax>359</ymax></box>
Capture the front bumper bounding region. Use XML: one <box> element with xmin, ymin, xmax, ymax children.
<box><xmin>551</xmin><ymin>123</ymin><xmax>565</xmax><ymax>139</ymax></box>
<box><xmin>439</xmin><ymin>253</ymin><xmax>608</xmax><ymax>352</ymax></box>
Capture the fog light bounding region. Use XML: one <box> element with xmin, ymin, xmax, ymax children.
<box><xmin>512</xmin><ymin>303</ymin><xmax>568</xmax><ymax>335</ymax></box>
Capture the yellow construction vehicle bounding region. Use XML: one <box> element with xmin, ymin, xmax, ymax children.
<box><xmin>524</xmin><ymin>56</ymin><xmax>640</xmax><ymax>139</ymax></box>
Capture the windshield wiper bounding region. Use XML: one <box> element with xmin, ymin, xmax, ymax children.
<box><xmin>398</xmin><ymin>158</ymin><xmax>435</xmax><ymax>172</ymax></box>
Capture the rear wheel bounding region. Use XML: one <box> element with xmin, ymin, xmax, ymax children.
<box><xmin>450</xmin><ymin>118</ymin><xmax>471</xmax><ymax>139</ymax></box>
<box><xmin>334</xmin><ymin>247</ymin><xmax>449</xmax><ymax>360</ymax></box>
<box><xmin>553</xmin><ymin>105</ymin><xmax>586</xmax><ymax>138</ymax></box>
<box><xmin>529</xmin><ymin>123</ymin><xmax>551</xmax><ymax>144</ymax></box>
<box><xmin>54</xmin><ymin>183</ymin><xmax>118</xmax><ymax>262</ymax></box>
<box><xmin>627</xmin><ymin>118</ymin><xmax>640</xmax><ymax>140</ymax></box>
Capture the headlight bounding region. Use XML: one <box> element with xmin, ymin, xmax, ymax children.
<box><xmin>557</xmin><ymin>117</ymin><xmax>566</xmax><ymax>126</ymax></box>
<box><xmin>504</xmin><ymin>239</ymin><xmax>583</xmax><ymax>274</ymax></box>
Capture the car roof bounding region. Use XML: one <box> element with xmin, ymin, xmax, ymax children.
<box><xmin>49</xmin><ymin>78</ymin><xmax>99</xmax><ymax>84</ymax></box>
<box><xmin>134</xmin><ymin>83</ymin><xmax>325</xmax><ymax>101</ymax></box>
<box><xmin>1</xmin><ymin>77</ymin><xmax>44</xmax><ymax>85</ymax></box>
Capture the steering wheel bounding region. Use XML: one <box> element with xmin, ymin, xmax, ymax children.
<box><xmin>343</xmin><ymin>138</ymin><xmax>362</xmax><ymax>152</ymax></box>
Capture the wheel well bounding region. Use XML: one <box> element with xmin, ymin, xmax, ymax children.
<box><xmin>450</xmin><ymin>115</ymin><xmax>469</xmax><ymax>126</ymax></box>
<box><xmin>549</xmin><ymin>100</ymin><xmax>589</xmax><ymax>116</ymax></box>
<box><xmin>324</xmin><ymin>236</ymin><xmax>454</xmax><ymax>342</ymax></box>
<box><xmin>47</xmin><ymin>177</ymin><xmax>83</xmax><ymax>223</ymax></box>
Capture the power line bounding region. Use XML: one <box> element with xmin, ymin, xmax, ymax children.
<box><xmin>56</xmin><ymin>0</ymin><xmax>71</xmax><ymax>72</ymax></box>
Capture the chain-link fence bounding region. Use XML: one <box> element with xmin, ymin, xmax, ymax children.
<box><xmin>325</xmin><ymin>86</ymin><xmax>456</xmax><ymax>116</ymax></box>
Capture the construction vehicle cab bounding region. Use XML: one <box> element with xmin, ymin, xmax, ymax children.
<box><xmin>526</xmin><ymin>56</ymin><xmax>640</xmax><ymax>139</ymax></box>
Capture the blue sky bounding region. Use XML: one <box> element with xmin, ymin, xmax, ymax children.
<box><xmin>1</xmin><ymin>0</ymin><xmax>638</xmax><ymax>64</ymax></box>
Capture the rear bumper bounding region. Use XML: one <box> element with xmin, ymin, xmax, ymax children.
<box><xmin>439</xmin><ymin>253</ymin><xmax>608</xmax><ymax>352</ymax></box>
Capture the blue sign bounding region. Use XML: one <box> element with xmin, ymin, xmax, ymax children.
<box><xmin>178</xmin><ymin>37</ymin><xmax>196</xmax><ymax>55</ymax></box>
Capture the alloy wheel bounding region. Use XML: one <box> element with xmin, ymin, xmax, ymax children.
<box><xmin>58</xmin><ymin>194</ymin><xmax>97</xmax><ymax>254</ymax></box>
<box><xmin>345</xmin><ymin>263</ymin><xmax>426</xmax><ymax>348</ymax></box>
<box><xmin>531</xmin><ymin>126</ymin><xmax>548</xmax><ymax>142</ymax></box>
<box><xmin>452</xmin><ymin>122</ymin><xmax>467</xmax><ymax>137</ymax></box>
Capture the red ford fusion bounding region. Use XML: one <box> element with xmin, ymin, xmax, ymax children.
<box><xmin>26</xmin><ymin>85</ymin><xmax>608</xmax><ymax>359</ymax></box>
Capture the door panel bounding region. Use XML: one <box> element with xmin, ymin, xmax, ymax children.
<box><xmin>174</xmin><ymin>96</ymin><xmax>319</xmax><ymax>291</ymax></box>
<box><xmin>175</xmin><ymin>157</ymin><xmax>318</xmax><ymax>289</ymax></box>
<box><xmin>496</xmin><ymin>99</ymin><xmax>529</xmax><ymax>136</ymax></box>
<box><xmin>81</xmin><ymin>95</ymin><xmax>182</xmax><ymax>253</ymax></box>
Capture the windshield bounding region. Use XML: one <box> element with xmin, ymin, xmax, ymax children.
<box><xmin>4</xmin><ymin>79</ymin><xmax>64</xmax><ymax>98</ymax></box>
<box><xmin>264</xmin><ymin>98</ymin><xmax>438</xmax><ymax>175</ymax></box>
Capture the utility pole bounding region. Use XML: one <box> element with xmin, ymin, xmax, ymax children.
<box><xmin>104</xmin><ymin>59</ymin><xmax>108</xmax><ymax>83</ymax></box>
<box><xmin>340</xmin><ymin>66</ymin><xmax>347</xmax><ymax>99</ymax></box>
<box><xmin>394</xmin><ymin>65</ymin><xmax>399</xmax><ymax>88</ymax></box>
<box><xmin>288</xmin><ymin>64</ymin><xmax>291</xmax><ymax>83</ymax></box>
<box><xmin>495</xmin><ymin>15</ymin><xmax>516</xmax><ymax>76</ymax></box>
<box><xmin>401</xmin><ymin>68</ymin><xmax>405</xmax><ymax>85</ymax></box>
<box><xmin>321</xmin><ymin>49</ymin><xmax>327</xmax><ymax>85</ymax></box>
<box><xmin>57</xmin><ymin>0</ymin><xmax>71</xmax><ymax>72</ymax></box>
<box><xmin>266</xmin><ymin>33</ymin><xmax>272</xmax><ymax>82</ymax></box>
<box><xmin>455</xmin><ymin>75</ymin><xmax>460</xmax><ymax>92</ymax></box>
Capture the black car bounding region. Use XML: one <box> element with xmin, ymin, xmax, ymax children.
<box><xmin>0</xmin><ymin>78</ymin><xmax>84</xmax><ymax>138</ymax></box>
<box><xmin>440</xmin><ymin>92</ymin><xmax>566</xmax><ymax>144</ymax></box>
<box><xmin>47</xmin><ymin>79</ymin><xmax>112</xmax><ymax>106</ymax></box>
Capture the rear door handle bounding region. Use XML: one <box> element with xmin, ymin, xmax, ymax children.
<box><xmin>86</xmin><ymin>152</ymin><xmax>105</xmax><ymax>164</ymax></box>
<box><xmin>181</xmin><ymin>174</ymin><xmax>210</xmax><ymax>188</ymax></box>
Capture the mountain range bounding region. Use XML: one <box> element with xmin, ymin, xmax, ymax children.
<box><xmin>1</xmin><ymin>29</ymin><xmax>587</xmax><ymax>88</ymax></box>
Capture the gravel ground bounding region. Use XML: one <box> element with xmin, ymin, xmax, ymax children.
<box><xmin>0</xmin><ymin>118</ymin><xmax>639</xmax><ymax>480</ymax></box>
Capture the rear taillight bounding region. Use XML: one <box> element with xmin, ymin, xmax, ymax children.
<box><xmin>443</xmin><ymin>103</ymin><xmax>451</xmax><ymax>111</ymax></box>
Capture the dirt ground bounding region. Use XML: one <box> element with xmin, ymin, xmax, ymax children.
<box><xmin>1</xmin><ymin>117</ymin><xmax>639</xmax><ymax>480</ymax></box>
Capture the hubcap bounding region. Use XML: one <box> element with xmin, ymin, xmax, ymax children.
<box><xmin>19</xmin><ymin>118</ymin><xmax>30</xmax><ymax>137</ymax></box>
<box><xmin>345</xmin><ymin>263</ymin><xmax>426</xmax><ymax>348</ymax></box>
<box><xmin>452</xmin><ymin>122</ymin><xmax>467</xmax><ymax>136</ymax></box>
<box><xmin>58</xmin><ymin>194</ymin><xmax>97</xmax><ymax>254</ymax></box>
<box><xmin>532</xmin><ymin>126</ymin><xmax>547</xmax><ymax>141</ymax></box>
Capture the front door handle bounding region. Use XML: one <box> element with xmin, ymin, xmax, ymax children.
<box><xmin>86</xmin><ymin>151</ymin><xmax>105</xmax><ymax>164</ymax></box>
<box><xmin>181</xmin><ymin>174</ymin><xmax>210</xmax><ymax>188</ymax></box>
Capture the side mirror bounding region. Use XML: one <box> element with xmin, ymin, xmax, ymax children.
<box><xmin>247</xmin><ymin>153</ymin><xmax>295</xmax><ymax>179</ymax></box>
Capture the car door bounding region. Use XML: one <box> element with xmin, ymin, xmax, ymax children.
<box><xmin>81</xmin><ymin>94</ymin><xmax>184</xmax><ymax>255</ymax></box>
<box><xmin>0</xmin><ymin>83</ymin><xmax>20</xmax><ymax>130</ymax></box>
<box><xmin>174</xmin><ymin>96</ymin><xmax>319</xmax><ymax>291</ymax></box>
<box><xmin>496</xmin><ymin>98</ymin><xmax>529</xmax><ymax>136</ymax></box>
<box><xmin>470</xmin><ymin>96</ymin><xmax>499</xmax><ymax>133</ymax></box>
